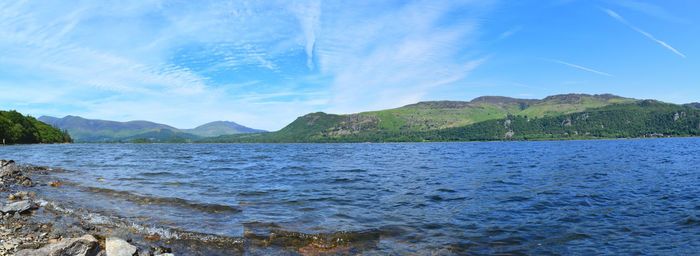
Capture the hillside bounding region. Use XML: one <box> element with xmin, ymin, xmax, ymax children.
<box><xmin>201</xmin><ymin>95</ymin><xmax>699</xmax><ymax>143</ymax></box>
<box><xmin>684</xmin><ymin>102</ymin><xmax>700</xmax><ymax>109</ymax></box>
<box><xmin>419</xmin><ymin>100</ymin><xmax>700</xmax><ymax>142</ymax></box>
<box><xmin>184</xmin><ymin>121</ymin><xmax>266</xmax><ymax>137</ymax></box>
<box><xmin>264</xmin><ymin>93</ymin><xmax>632</xmax><ymax>138</ymax></box>
<box><xmin>204</xmin><ymin>93</ymin><xmax>636</xmax><ymax>142</ymax></box>
<box><xmin>38</xmin><ymin>116</ymin><xmax>263</xmax><ymax>142</ymax></box>
<box><xmin>0</xmin><ymin>110</ymin><xmax>72</xmax><ymax>144</ymax></box>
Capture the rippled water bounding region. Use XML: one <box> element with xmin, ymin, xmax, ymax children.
<box><xmin>1</xmin><ymin>138</ymin><xmax>699</xmax><ymax>254</ymax></box>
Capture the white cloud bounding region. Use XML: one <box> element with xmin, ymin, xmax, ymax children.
<box><xmin>315</xmin><ymin>1</ymin><xmax>491</xmax><ymax>114</ymax></box>
<box><xmin>0</xmin><ymin>0</ymin><xmax>495</xmax><ymax>130</ymax></box>
<box><xmin>549</xmin><ymin>59</ymin><xmax>614</xmax><ymax>77</ymax></box>
<box><xmin>499</xmin><ymin>26</ymin><xmax>522</xmax><ymax>40</ymax></box>
<box><xmin>613</xmin><ymin>0</ymin><xmax>689</xmax><ymax>24</ymax></box>
<box><xmin>603</xmin><ymin>8</ymin><xmax>686</xmax><ymax>58</ymax></box>
<box><xmin>291</xmin><ymin>0</ymin><xmax>321</xmax><ymax>70</ymax></box>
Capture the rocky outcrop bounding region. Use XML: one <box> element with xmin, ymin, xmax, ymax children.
<box><xmin>673</xmin><ymin>112</ymin><xmax>686</xmax><ymax>121</ymax></box>
<box><xmin>15</xmin><ymin>235</ymin><xmax>100</xmax><ymax>256</ymax></box>
<box><xmin>106</xmin><ymin>237</ymin><xmax>138</xmax><ymax>256</ymax></box>
<box><xmin>470</xmin><ymin>96</ymin><xmax>539</xmax><ymax>106</ymax></box>
<box><xmin>406</xmin><ymin>101</ymin><xmax>473</xmax><ymax>109</ymax></box>
<box><xmin>542</xmin><ymin>93</ymin><xmax>623</xmax><ymax>103</ymax></box>
<box><xmin>505</xmin><ymin>130</ymin><xmax>515</xmax><ymax>138</ymax></box>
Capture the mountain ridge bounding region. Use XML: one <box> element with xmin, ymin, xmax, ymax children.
<box><xmin>184</xmin><ymin>121</ymin><xmax>266</xmax><ymax>137</ymax></box>
<box><xmin>38</xmin><ymin>116</ymin><xmax>265</xmax><ymax>142</ymax></box>
<box><xmin>301</xmin><ymin>93</ymin><xmax>636</xmax><ymax>136</ymax></box>
<box><xmin>201</xmin><ymin>93</ymin><xmax>699</xmax><ymax>143</ymax></box>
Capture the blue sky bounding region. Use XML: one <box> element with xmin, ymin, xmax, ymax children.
<box><xmin>0</xmin><ymin>0</ymin><xmax>698</xmax><ymax>130</ymax></box>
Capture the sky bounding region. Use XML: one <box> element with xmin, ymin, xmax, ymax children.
<box><xmin>1</xmin><ymin>0</ymin><xmax>698</xmax><ymax>131</ymax></box>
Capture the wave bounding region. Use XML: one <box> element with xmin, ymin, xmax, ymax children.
<box><xmin>82</xmin><ymin>186</ymin><xmax>242</xmax><ymax>215</ymax></box>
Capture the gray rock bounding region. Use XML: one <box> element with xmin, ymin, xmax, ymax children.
<box><xmin>0</xmin><ymin>200</ymin><xmax>32</xmax><ymax>214</ymax></box>
<box><xmin>21</xmin><ymin>179</ymin><xmax>34</xmax><ymax>187</ymax></box>
<box><xmin>106</xmin><ymin>237</ymin><xmax>138</xmax><ymax>256</ymax></box>
<box><xmin>15</xmin><ymin>234</ymin><xmax>100</xmax><ymax>256</ymax></box>
<box><xmin>505</xmin><ymin>130</ymin><xmax>515</xmax><ymax>138</ymax></box>
<box><xmin>0</xmin><ymin>160</ymin><xmax>19</xmax><ymax>178</ymax></box>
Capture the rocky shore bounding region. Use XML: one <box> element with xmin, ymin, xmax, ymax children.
<box><xmin>0</xmin><ymin>160</ymin><xmax>382</xmax><ymax>256</ymax></box>
<box><xmin>0</xmin><ymin>160</ymin><xmax>176</xmax><ymax>256</ymax></box>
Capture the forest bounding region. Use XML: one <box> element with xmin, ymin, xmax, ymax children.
<box><xmin>0</xmin><ymin>110</ymin><xmax>72</xmax><ymax>144</ymax></box>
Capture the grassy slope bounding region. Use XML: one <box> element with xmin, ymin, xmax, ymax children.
<box><xmin>356</xmin><ymin>94</ymin><xmax>634</xmax><ymax>133</ymax></box>
<box><xmin>203</xmin><ymin>94</ymin><xmax>669</xmax><ymax>143</ymax></box>
<box><xmin>233</xmin><ymin>101</ymin><xmax>698</xmax><ymax>143</ymax></box>
<box><xmin>422</xmin><ymin>101</ymin><xmax>699</xmax><ymax>141</ymax></box>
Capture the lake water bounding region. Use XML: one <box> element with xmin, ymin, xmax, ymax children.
<box><xmin>1</xmin><ymin>138</ymin><xmax>699</xmax><ymax>254</ymax></box>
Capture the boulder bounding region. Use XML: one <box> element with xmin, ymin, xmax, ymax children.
<box><xmin>0</xmin><ymin>200</ymin><xmax>32</xmax><ymax>214</ymax></box>
<box><xmin>106</xmin><ymin>237</ymin><xmax>138</xmax><ymax>256</ymax></box>
<box><xmin>0</xmin><ymin>160</ymin><xmax>19</xmax><ymax>178</ymax></box>
<box><xmin>15</xmin><ymin>234</ymin><xmax>100</xmax><ymax>256</ymax></box>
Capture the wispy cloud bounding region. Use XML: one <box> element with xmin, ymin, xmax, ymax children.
<box><xmin>549</xmin><ymin>59</ymin><xmax>614</xmax><ymax>77</ymax></box>
<box><xmin>498</xmin><ymin>26</ymin><xmax>522</xmax><ymax>40</ymax></box>
<box><xmin>316</xmin><ymin>1</ymin><xmax>491</xmax><ymax>113</ymax></box>
<box><xmin>291</xmin><ymin>0</ymin><xmax>321</xmax><ymax>70</ymax></box>
<box><xmin>613</xmin><ymin>0</ymin><xmax>689</xmax><ymax>24</ymax></box>
<box><xmin>603</xmin><ymin>8</ymin><xmax>686</xmax><ymax>58</ymax></box>
<box><xmin>0</xmin><ymin>1</ymin><xmax>322</xmax><ymax>130</ymax></box>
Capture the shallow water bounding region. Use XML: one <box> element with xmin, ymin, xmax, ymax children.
<box><xmin>1</xmin><ymin>138</ymin><xmax>699</xmax><ymax>254</ymax></box>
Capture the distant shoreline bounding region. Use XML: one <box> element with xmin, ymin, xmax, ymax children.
<box><xmin>45</xmin><ymin>135</ymin><xmax>700</xmax><ymax>145</ymax></box>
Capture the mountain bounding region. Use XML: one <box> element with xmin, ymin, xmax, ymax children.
<box><xmin>38</xmin><ymin>116</ymin><xmax>263</xmax><ymax>142</ymax></box>
<box><xmin>184</xmin><ymin>121</ymin><xmax>266</xmax><ymax>137</ymax></box>
<box><xmin>0</xmin><ymin>110</ymin><xmax>72</xmax><ymax>144</ymax></box>
<box><xmin>296</xmin><ymin>93</ymin><xmax>632</xmax><ymax>136</ymax></box>
<box><xmin>684</xmin><ymin>102</ymin><xmax>700</xmax><ymax>109</ymax></box>
<box><xmin>201</xmin><ymin>94</ymin><xmax>699</xmax><ymax>143</ymax></box>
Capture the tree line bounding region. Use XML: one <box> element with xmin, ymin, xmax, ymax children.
<box><xmin>0</xmin><ymin>110</ymin><xmax>72</xmax><ymax>144</ymax></box>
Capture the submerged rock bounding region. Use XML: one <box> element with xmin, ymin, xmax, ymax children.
<box><xmin>106</xmin><ymin>237</ymin><xmax>138</xmax><ymax>256</ymax></box>
<box><xmin>0</xmin><ymin>200</ymin><xmax>32</xmax><ymax>214</ymax></box>
<box><xmin>15</xmin><ymin>234</ymin><xmax>100</xmax><ymax>256</ymax></box>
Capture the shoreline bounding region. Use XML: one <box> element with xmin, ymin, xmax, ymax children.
<box><xmin>0</xmin><ymin>160</ymin><xmax>382</xmax><ymax>255</ymax></box>
<box><xmin>62</xmin><ymin>135</ymin><xmax>700</xmax><ymax>145</ymax></box>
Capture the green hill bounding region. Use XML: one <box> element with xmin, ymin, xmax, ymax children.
<box><xmin>242</xmin><ymin>93</ymin><xmax>631</xmax><ymax>140</ymax></box>
<box><xmin>201</xmin><ymin>95</ymin><xmax>698</xmax><ymax>143</ymax></box>
<box><xmin>0</xmin><ymin>110</ymin><xmax>72</xmax><ymax>144</ymax></box>
<box><xmin>38</xmin><ymin>116</ymin><xmax>264</xmax><ymax>142</ymax></box>
<box><xmin>419</xmin><ymin>100</ymin><xmax>700</xmax><ymax>142</ymax></box>
<box><xmin>684</xmin><ymin>102</ymin><xmax>700</xmax><ymax>109</ymax></box>
<box><xmin>184</xmin><ymin>121</ymin><xmax>266</xmax><ymax>137</ymax></box>
<box><xmin>38</xmin><ymin>115</ymin><xmax>181</xmax><ymax>142</ymax></box>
